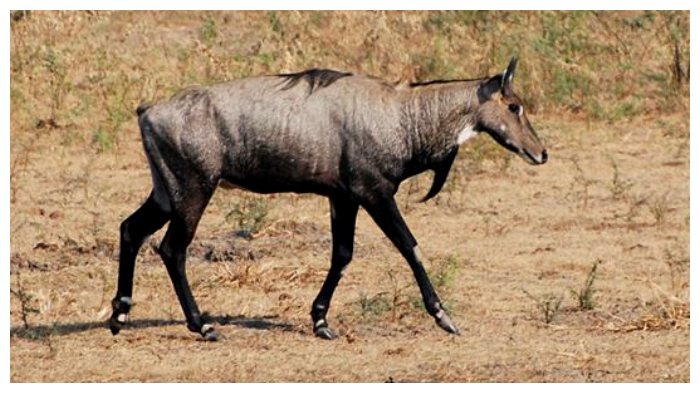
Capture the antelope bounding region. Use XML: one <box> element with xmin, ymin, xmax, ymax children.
<box><xmin>110</xmin><ymin>57</ymin><xmax>547</xmax><ymax>341</ymax></box>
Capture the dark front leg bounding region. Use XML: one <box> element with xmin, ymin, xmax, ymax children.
<box><xmin>311</xmin><ymin>197</ymin><xmax>359</xmax><ymax>339</ymax></box>
<box><xmin>362</xmin><ymin>196</ymin><xmax>459</xmax><ymax>335</ymax></box>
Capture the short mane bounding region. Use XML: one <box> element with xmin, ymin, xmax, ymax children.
<box><xmin>408</xmin><ymin>77</ymin><xmax>487</xmax><ymax>87</ymax></box>
<box><xmin>278</xmin><ymin>68</ymin><xmax>353</xmax><ymax>93</ymax></box>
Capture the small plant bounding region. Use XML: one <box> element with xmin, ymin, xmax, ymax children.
<box><xmin>10</xmin><ymin>271</ymin><xmax>39</xmax><ymax>330</ymax></box>
<box><xmin>569</xmin><ymin>157</ymin><xmax>596</xmax><ymax>209</ymax></box>
<box><xmin>354</xmin><ymin>270</ymin><xmax>414</xmax><ymax>321</ymax></box>
<box><xmin>431</xmin><ymin>253</ymin><xmax>460</xmax><ymax>290</ymax></box>
<box><xmin>570</xmin><ymin>259</ymin><xmax>601</xmax><ymax>311</ymax></box>
<box><xmin>199</xmin><ymin>16</ymin><xmax>218</xmax><ymax>46</ymax></box>
<box><xmin>359</xmin><ymin>291</ymin><xmax>392</xmax><ymax>317</ymax></box>
<box><xmin>524</xmin><ymin>290</ymin><xmax>564</xmax><ymax>324</ymax></box>
<box><xmin>225</xmin><ymin>197</ymin><xmax>269</xmax><ymax>235</ymax></box>
<box><xmin>608</xmin><ymin>156</ymin><xmax>634</xmax><ymax>200</ymax></box>
<box><xmin>257</xmin><ymin>52</ymin><xmax>275</xmax><ymax>70</ymax></box>
<box><xmin>92</xmin><ymin>72</ymin><xmax>134</xmax><ymax>152</ymax></box>
<box><xmin>268</xmin><ymin>11</ymin><xmax>284</xmax><ymax>37</ymax></box>
<box><xmin>407</xmin><ymin>253</ymin><xmax>460</xmax><ymax>313</ymax></box>
<box><xmin>309</xmin><ymin>11</ymin><xmax>324</xmax><ymax>28</ymax></box>
<box><xmin>43</xmin><ymin>48</ymin><xmax>68</xmax><ymax>123</ymax></box>
<box><xmin>623</xmin><ymin>193</ymin><xmax>648</xmax><ymax>230</ymax></box>
<box><xmin>662</xmin><ymin>246</ymin><xmax>689</xmax><ymax>291</ymax></box>
<box><xmin>648</xmin><ymin>192</ymin><xmax>671</xmax><ymax>228</ymax></box>
<box><xmin>92</xmin><ymin>127</ymin><xmax>115</xmax><ymax>151</ymax></box>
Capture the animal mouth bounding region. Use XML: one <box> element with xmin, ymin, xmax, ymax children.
<box><xmin>484</xmin><ymin>128</ymin><xmax>520</xmax><ymax>155</ymax></box>
<box><xmin>522</xmin><ymin>150</ymin><xmax>540</xmax><ymax>165</ymax></box>
<box><xmin>521</xmin><ymin>149</ymin><xmax>548</xmax><ymax>165</ymax></box>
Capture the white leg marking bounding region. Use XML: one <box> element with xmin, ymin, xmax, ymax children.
<box><xmin>117</xmin><ymin>314</ymin><xmax>128</xmax><ymax>323</ymax></box>
<box><xmin>201</xmin><ymin>323</ymin><xmax>214</xmax><ymax>334</ymax></box>
<box><xmin>413</xmin><ymin>245</ymin><xmax>424</xmax><ymax>263</ymax></box>
<box><xmin>315</xmin><ymin>319</ymin><xmax>326</xmax><ymax>328</ymax></box>
<box><xmin>119</xmin><ymin>296</ymin><xmax>132</xmax><ymax>306</ymax></box>
<box><xmin>435</xmin><ymin>310</ymin><xmax>445</xmax><ymax>319</ymax></box>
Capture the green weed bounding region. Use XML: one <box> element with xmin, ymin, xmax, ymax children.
<box><xmin>226</xmin><ymin>197</ymin><xmax>270</xmax><ymax>235</ymax></box>
<box><xmin>199</xmin><ymin>16</ymin><xmax>218</xmax><ymax>46</ymax></box>
<box><xmin>359</xmin><ymin>291</ymin><xmax>392</xmax><ymax>317</ymax></box>
<box><xmin>268</xmin><ymin>11</ymin><xmax>284</xmax><ymax>37</ymax></box>
<box><xmin>570</xmin><ymin>259</ymin><xmax>601</xmax><ymax>311</ymax></box>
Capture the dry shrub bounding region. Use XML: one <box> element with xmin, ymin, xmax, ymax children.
<box><xmin>195</xmin><ymin>260</ymin><xmax>272</xmax><ymax>291</ymax></box>
<box><xmin>601</xmin><ymin>278</ymin><xmax>689</xmax><ymax>333</ymax></box>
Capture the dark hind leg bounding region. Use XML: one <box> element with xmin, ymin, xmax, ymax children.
<box><xmin>311</xmin><ymin>197</ymin><xmax>359</xmax><ymax>339</ymax></box>
<box><xmin>157</xmin><ymin>181</ymin><xmax>219</xmax><ymax>341</ymax></box>
<box><xmin>110</xmin><ymin>192</ymin><xmax>170</xmax><ymax>335</ymax></box>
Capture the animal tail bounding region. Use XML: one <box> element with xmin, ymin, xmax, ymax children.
<box><xmin>138</xmin><ymin>114</ymin><xmax>173</xmax><ymax>215</ymax></box>
<box><xmin>136</xmin><ymin>102</ymin><xmax>154</xmax><ymax>117</ymax></box>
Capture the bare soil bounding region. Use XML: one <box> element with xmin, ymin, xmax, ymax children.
<box><xmin>10</xmin><ymin>115</ymin><xmax>689</xmax><ymax>382</ymax></box>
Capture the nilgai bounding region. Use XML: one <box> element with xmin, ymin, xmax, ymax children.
<box><xmin>110</xmin><ymin>57</ymin><xmax>547</xmax><ymax>340</ymax></box>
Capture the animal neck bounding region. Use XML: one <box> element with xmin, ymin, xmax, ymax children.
<box><xmin>398</xmin><ymin>80</ymin><xmax>482</xmax><ymax>174</ymax></box>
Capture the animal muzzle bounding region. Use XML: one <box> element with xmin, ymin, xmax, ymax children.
<box><xmin>521</xmin><ymin>148</ymin><xmax>548</xmax><ymax>165</ymax></box>
<box><xmin>484</xmin><ymin>128</ymin><xmax>548</xmax><ymax>165</ymax></box>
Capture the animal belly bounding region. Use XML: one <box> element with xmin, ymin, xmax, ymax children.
<box><xmin>219</xmin><ymin>171</ymin><xmax>335</xmax><ymax>195</ymax></box>
<box><xmin>218</xmin><ymin>179</ymin><xmax>248</xmax><ymax>190</ymax></box>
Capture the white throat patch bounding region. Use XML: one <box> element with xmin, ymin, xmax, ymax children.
<box><xmin>457</xmin><ymin>124</ymin><xmax>478</xmax><ymax>145</ymax></box>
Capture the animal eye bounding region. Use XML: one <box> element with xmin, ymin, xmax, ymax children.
<box><xmin>508</xmin><ymin>104</ymin><xmax>521</xmax><ymax>115</ymax></box>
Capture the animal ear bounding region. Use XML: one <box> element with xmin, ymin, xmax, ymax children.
<box><xmin>501</xmin><ymin>56</ymin><xmax>518</xmax><ymax>96</ymax></box>
<box><xmin>478</xmin><ymin>74</ymin><xmax>503</xmax><ymax>101</ymax></box>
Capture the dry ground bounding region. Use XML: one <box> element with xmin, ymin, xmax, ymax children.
<box><xmin>10</xmin><ymin>113</ymin><xmax>689</xmax><ymax>382</ymax></box>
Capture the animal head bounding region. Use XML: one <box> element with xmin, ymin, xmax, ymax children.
<box><xmin>476</xmin><ymin>57</ymin><xmax>548</xmax><ymax>165</ymax></box>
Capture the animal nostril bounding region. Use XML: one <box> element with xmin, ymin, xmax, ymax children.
<box><xmin>541</xmin><ymin>150</ymin><xmax>548</xmax><ymax>163</ymax></box>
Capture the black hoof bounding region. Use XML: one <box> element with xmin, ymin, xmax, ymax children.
<box><xmin>435</xmin><ymin>311</ymin><xmax>461</xmax><ymax>335</ymax></box>
<box><xmin>314</xmin><ymin>326</ymin><xmax>339</xmax><ymax>340</ymax></box>
<box><xmin>203</xmin><ymin>329</ymin><xmax>221</xmax><ymax>341</ymax></box>
<box><xmin>109</xmin><ymin>313</ymin><xmax>128</xmax><ymax>335</ymax></box>
<box><xmin>109</xmin><ymin>319</ymin><xmax>123</xmax><ymax>335</ymax></box>
<box><xmin>200</xmin><ymin>325</ymin><xmax>221</xmax><ymax>342</ymax></box>
<box><xmin>110</xmin><ymin>297</ymin><xmax>132</xmax><ymax>336</ymax></box>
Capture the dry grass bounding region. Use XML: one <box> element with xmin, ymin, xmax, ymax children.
<box><xmin>10</xmin><ymin>11</ymin><xmax>689</xmax><ymax>382</ymax></box>
<box><xmin>10</xmin><ymin>11</ymin><xmax>689</xmax><ymax>145</ymax></box>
